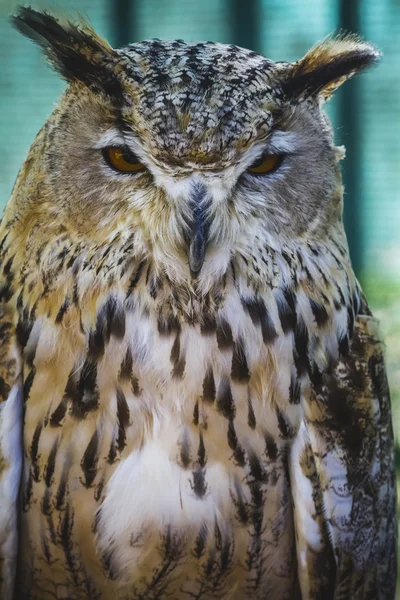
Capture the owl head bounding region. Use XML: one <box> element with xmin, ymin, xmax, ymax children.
<box><xmin>11</xmin><ymin>8</ymin><xmax>379</xmax><ymax>286</ymax></box>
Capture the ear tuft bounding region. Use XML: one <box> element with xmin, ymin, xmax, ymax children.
<box><xmin>11</xmin><ymin>6</ymin><xmax>122</xmax><ymax>96</ymax></box>
<box><xmin>281</xmin><ymin>33</ymin><xmax>381</xmax><ymax>101</ymax></box>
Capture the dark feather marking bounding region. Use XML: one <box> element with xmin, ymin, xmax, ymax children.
<box><xmin>119</xmin><ymin>347</ymin><xmax>133</xmax><ymax>381</ymax></box>
<box><xmin>249</xmin><ymin>454</ymin><xmax>265</xmax><ymax>482</ymax></box>
<box><xmin>22</xmin><ymin>470</ymin><xmax>33</xmax><ymax>511</ymax></box>
<box><xmin>116</xmin><ymin>386</ymin><xmax>130</xmax><ymax>452</ymax></box>
<box><xmin>69</xmin><ymin>360</ymin><xmax>100</xmax><ymax>418</ymax></box>
<box><xmin>158</xmin><ymin>313</ymin><xmax>181</xmax><ymax>336</ymax></box>
<box><xmin>193</xmin><ymin>400</ymin><xmax>199</xmax><ymax>426</ymax></box>
<box><xmin>55</xmin><ymin>466</ymin><xmax>69</xmax><ymax>511</ymax></box>
<box><xmin>170</xmin><ymin>333</ymin><xmax>180</xmax><ymax>365</ymax></box>
<box><xmin>289</xmin><ymin>373</ymin><xmax>301</xmax><ymax>404</ymax></box>
<box><xmin>309</xmin><ymin>297</ymin><xmax>329</xmax><ymax>327</ymax></box>
<box><xmin>107</xmin><ymin>438</ymin><xmax>117</xmax><ymax>465</ymax></box>
<box><xmin>202</xmin><ymin>368</ymin><xmax>216</xmax><ymax>403</ymax></box>
<box><xmin>247</xmin><ymin>393</ymin><xmax>256</xmax><ymax>429</ymax></box>
<box><xmin>88</xmin><ymin>297</ymin><xmax>124</xmax><ymax>359</ymax></box>
<box><xmin>172</xmin><ymin>355</ymin><xmax>186</xmax><ymax>378</ymax></box>
<box><xmin>276</xmin><ymin>408</ymin><xmax>296</xmax><ymax>439</ymax></box>
<box><xmin>322</xmin><ymin>370</ymin><xmax>368</xmax><ymax>459</ymax></box>
<box><xmin>338</xmin><ymin>332</ymin><xmax>349</xmax><ymax>357</ymax></box>
<box><xmin>335</xmin><ymin>282</ymin><xmax>346</xmax><ymax>306</ymax></box>
<box><xmin>88</xmin><ymin>324</ymin><xmax>105</xmax><ymax>361</ymax></box>
<box><xmin>200</xmin><ymin>312</ymin><xmax>217</xmax><ymax>335</ymax></box>
<box><xmin>30</xmin><ymin>422</ymin><xmax>42</xmax><ymax>481</ymax></box>
<box><xmin>0</xmin><ymin>232</ymin><xmax>9</xmax><ymax>256</ymax></box>
<box><xmin>0</xmin><ymin>281</ymin><xmax>14</xmax><ymax>303</ymax></box>
<box><xmin>277</xmin><ymin>288</ymin><xmax>297</xmax><ymax>333</ymax></box>
<box><xmin>368</xmin><ymin>354</ymin><xmax>387</xmax><ymax>400</ymax></box>
<box><xmin>191</xmin><ymin>469</ymin><xmax>207</xmax><ymax>497</ymax></box>
<box><xmin>216</xmin><ymin>318</ymin><xmax>234</xmax><ymax>350</ymax></box>
<box><xmin>41</xmin><ymin>532</ymin><xmax>53</xmax><ymax>564</ymax></box>
<box><xmin>0</xmin><ymin>376</ymin><xmax>10</xmax><ymax>402</ymax></box>
<box><xmin>94</xmin><ymin>476</ymin><xmax>105</xmax><ymax>502</ymax></box>
<box><xmin>260</xmin><ymin>309</ymin><xmax>278</xmax><ymax>345</ymax></box>
<box><xmin>81</xmin><ymin>429</ymin><xmax>99</xmax><ymax>487</ymax></box>
<box><xmin>347</xmin><ymin>305</ymin><xmax>355</xmax><ymax>338</ymax></box>
<box><xmin>231</xmin><ymin>337</ymin><xmax>250</xmax><ymax>382</ymax></box>
<box><xmin>294</xmin><ymin>316</ymin><xmax>310</xmax><ymax>376</ymax></box>
<box><xmin>193</xmin><ymin>523</ymin><xmax>208</xmax><ymax>559</ymax></box>
<box><xmin>216</xmin><ymin>379</ymin><xmax>235</xmax><ymax>419</ymax></box>
<box><xmin>131</xmin><ymin>376</ymin><xmax>140</xmax><ymax>396</ymax></box>
<box><xmin>241</xmin><ymin>297</ymin><xmax>278</xmax><ymax>343</ymax></box>
<box><xmin>233</xmin><ymin>479</ymin><xmax>249</xmax><ymax>524</ymax></box>
<box><xmin>55</xmin><ymin>297</ymin><xmax>70</xmax><ymax>323</ymax></box>
<box><xmin>227</xmin><ymin>419</ymin><xmax>238</xmax><ymax>450</ymax></box>
<box><xmin>309</xmin><ymin>362</ymin><xmax>323</xmax><ymax>390</ymax></box>
<box><xmin>58</xmin><ymin>503</ymin><xmax>80</xmax><ymax>585</ymax></box>
<box><xmin>109</xmin><ymin>303</ymin><xmax>126</xmax><ymax>340</ymax></box>
<box><xmin>2</xmin><ymin>256</ymin><xmax>14</xmax><ymax>277</ymax></box>
<box><xmin>72</xmin><ymin>279</ymin><xmax>80</xmax><ymax>307</ymax></box>
<box><xmin>16</xmin><ymin>309</ymin><xmax>34</xmax><ymax>351</ymax></box>
<box><xmin>228</xmin><ymin>420</ymin><xmax>245</xmax><ymax>466</ymax></box>
<box><xmin>180</xmin><ymin>434</ymin><xmax>191</xmax><ymax>468</ymax></box>
<box><xmin>171</xmin><ymin>333</ymin><xmax>186</xmax><ymax>378</ymax></box>
<box><xmin>23</xmin><ymin>366</ymin><xmax>36</xmax><ymax>402</ymax></box>
<box><xmin>49</xmin><ymin>396</ymin><xmax>70</xmax><ymax>427</ymax></box>
<box><xmin>233</xmin><ymin>443</ymin><xmax>246</xmax><ymax>467</ymax></box>
<box><xmin>44</xmin><ymin>439</ymin><xmax>59</xmax><ymax>487</ymax></box>
<box><xmin>145</xmin><ymin>263</ymin><xmax>152</xmax><ymax>285</ymax></box>
<box><xmin>198</xmin><ymin>431</ymin><xmax>206</xmax><ymax>467</ymax></box>
<box><xmin>126</xmin><ymin>260</ymin><xmax>146</xmax><ymax>297</ymax></box>
<box><xmin>101</xmin><ymin>545</ymin><xmax>118</xmax><ymax>580</ymax></box>
<box><xmin>41</xmin><ymin>487</ymin><xmax>53</xmax><ymax>516</ymax></box>
<box><xmin>264</xmin><ymin>432</ymin><xmax>278</xmax><ymax>461</ymax></box>
<box><xmin>149</xmin><ymin>276</ymin><xmax>162</xmax><ymax>300</ymax></box>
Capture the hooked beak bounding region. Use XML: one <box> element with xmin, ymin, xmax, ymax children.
<box><xmin>186</xmin><ymin>183</ymin><xmax>210</xmax><ymax>278</ymax></box>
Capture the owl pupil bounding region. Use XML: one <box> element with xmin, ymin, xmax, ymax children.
<box><xmin>121</xmin><ymin>148</ymin><xmax>139</xmax><ymax>164</ymax></box>
<box><xmin>251</xmin><ymin>156</ymin><xmax>264</xmax><ymax>168</ymax></box>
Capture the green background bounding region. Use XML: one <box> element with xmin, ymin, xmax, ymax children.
<box><xmin>1</xmin><ymin>0</ymin><xmax>399</xmax><ymax>592</ymax></box>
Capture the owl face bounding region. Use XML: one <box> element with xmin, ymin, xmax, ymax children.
<box><xmin>12</xmin><ymin>9</ymin><xmax>379</xmax><ymax>283</ymax></box>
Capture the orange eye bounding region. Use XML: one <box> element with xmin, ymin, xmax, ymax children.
<box><xmin>104</xmin><ymin>147</ymin><xmax>146</xmax><ymax>173</ymax></box>
<box><xmin>248</xmin><ymin>154</ymin><xmax>283</xmax><ymax>175</ymax></box>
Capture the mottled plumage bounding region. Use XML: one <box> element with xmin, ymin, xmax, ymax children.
<box><xmin>0</xmin><ymin>7</ymin><xmax>396</xmax><ymax>599</ymax></box>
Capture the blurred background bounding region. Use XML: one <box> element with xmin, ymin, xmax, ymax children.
<box><xmin>1</xmin><ymin>0</ymin><xmax>399</xmax><ymax>591</ymax></box>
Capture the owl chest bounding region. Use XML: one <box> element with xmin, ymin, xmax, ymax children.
<box><xmin>20</xmin><ymin>288</ymin><xmax>303</xmax><ymax>597</ymax></box>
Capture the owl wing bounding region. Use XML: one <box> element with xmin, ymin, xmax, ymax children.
<box><xmin>290</xmin><ymin>309</ymin><xmax>397</xmax><ymax>599</ymax></box>
<box><xmin>0</xmin><ymin>265</ymin><xmax>24</xmax><ymax>598</ymax></box>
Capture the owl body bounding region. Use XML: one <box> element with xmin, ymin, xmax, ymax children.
<box><xmin>13</xmin><ymin>230</ymin><xmax>354</xmax><ymax>600</ymax></box>
<box><xmin>0</xmin><ymin>8</ymin><xmax>396</xmax><ymax>600</ymax></box>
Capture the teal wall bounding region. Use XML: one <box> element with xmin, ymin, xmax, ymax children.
<box><xmin>0</xmin><ymin>0</ymin><xmax>399</xmax><ymax>280</ymax></box>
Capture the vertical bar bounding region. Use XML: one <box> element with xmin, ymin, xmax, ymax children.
<box><xmin>112</xmin><ymin>0</ymin><xmax>136</xmax><ymax>48</ymax></box>
<box><xmin>230</xmin><ymin>0</ymin><xmax>262</xmax><ymax>53</ymax></box>
<box><xmin>338</xmin><ymin>0</ymin><xmax>362</xmax><ymax>275</ymax></box>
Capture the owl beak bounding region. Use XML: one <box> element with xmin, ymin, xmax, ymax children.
<box><xmin>187</xmin><ymin>182</ymin><xmax>209</xmax><ymax>278</ymax></box>
<box><xmin>189</xmin><ymin>228</ymin><xmax>207</xmax><ymax>278</ymax></box>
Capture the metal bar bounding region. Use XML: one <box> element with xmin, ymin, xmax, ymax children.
<box><xmin>112</xmin><ymin>0</ymin><xmax>136</xmax><ymax>48</ymax></box>
<box><xmin>339</xmin><ymin>0</ymin><xmax>362</xmax><ymax>275</ymax></box>
<box><xmin>230</xmin><ymin>0</ymin><xmax>262</xmax><ymax>53</ymax></box>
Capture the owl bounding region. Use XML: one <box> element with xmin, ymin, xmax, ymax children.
<box><xmin>0</xmin><ymin>6</ymin><xmax>396</xmax><ymax>600</ymax></box>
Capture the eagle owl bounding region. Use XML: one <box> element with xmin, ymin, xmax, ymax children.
<box><xmin>0</xmin><ymin>7</ymin><xmax>396</xmax><ymax>599</ymax></box>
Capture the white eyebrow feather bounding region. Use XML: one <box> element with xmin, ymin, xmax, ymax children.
<box><xmin>265</xmin><ymin>131</ymin><xmax>300</xmax><ymax>154</ymax></box>
<box><xmin>94</xmin><ymin>129</ymin><xmax>126</xmax><ymax>149</ymax></box>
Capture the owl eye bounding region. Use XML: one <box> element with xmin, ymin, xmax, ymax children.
<box><xmin>103</xmin><ymin>147</ymin><xmax>146</xmax><ymax>173</ymax></box>
<box><xmin>248</xmin><ymin>153</ymin><xmax>284</xmax><ymax>175</ymax></box>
